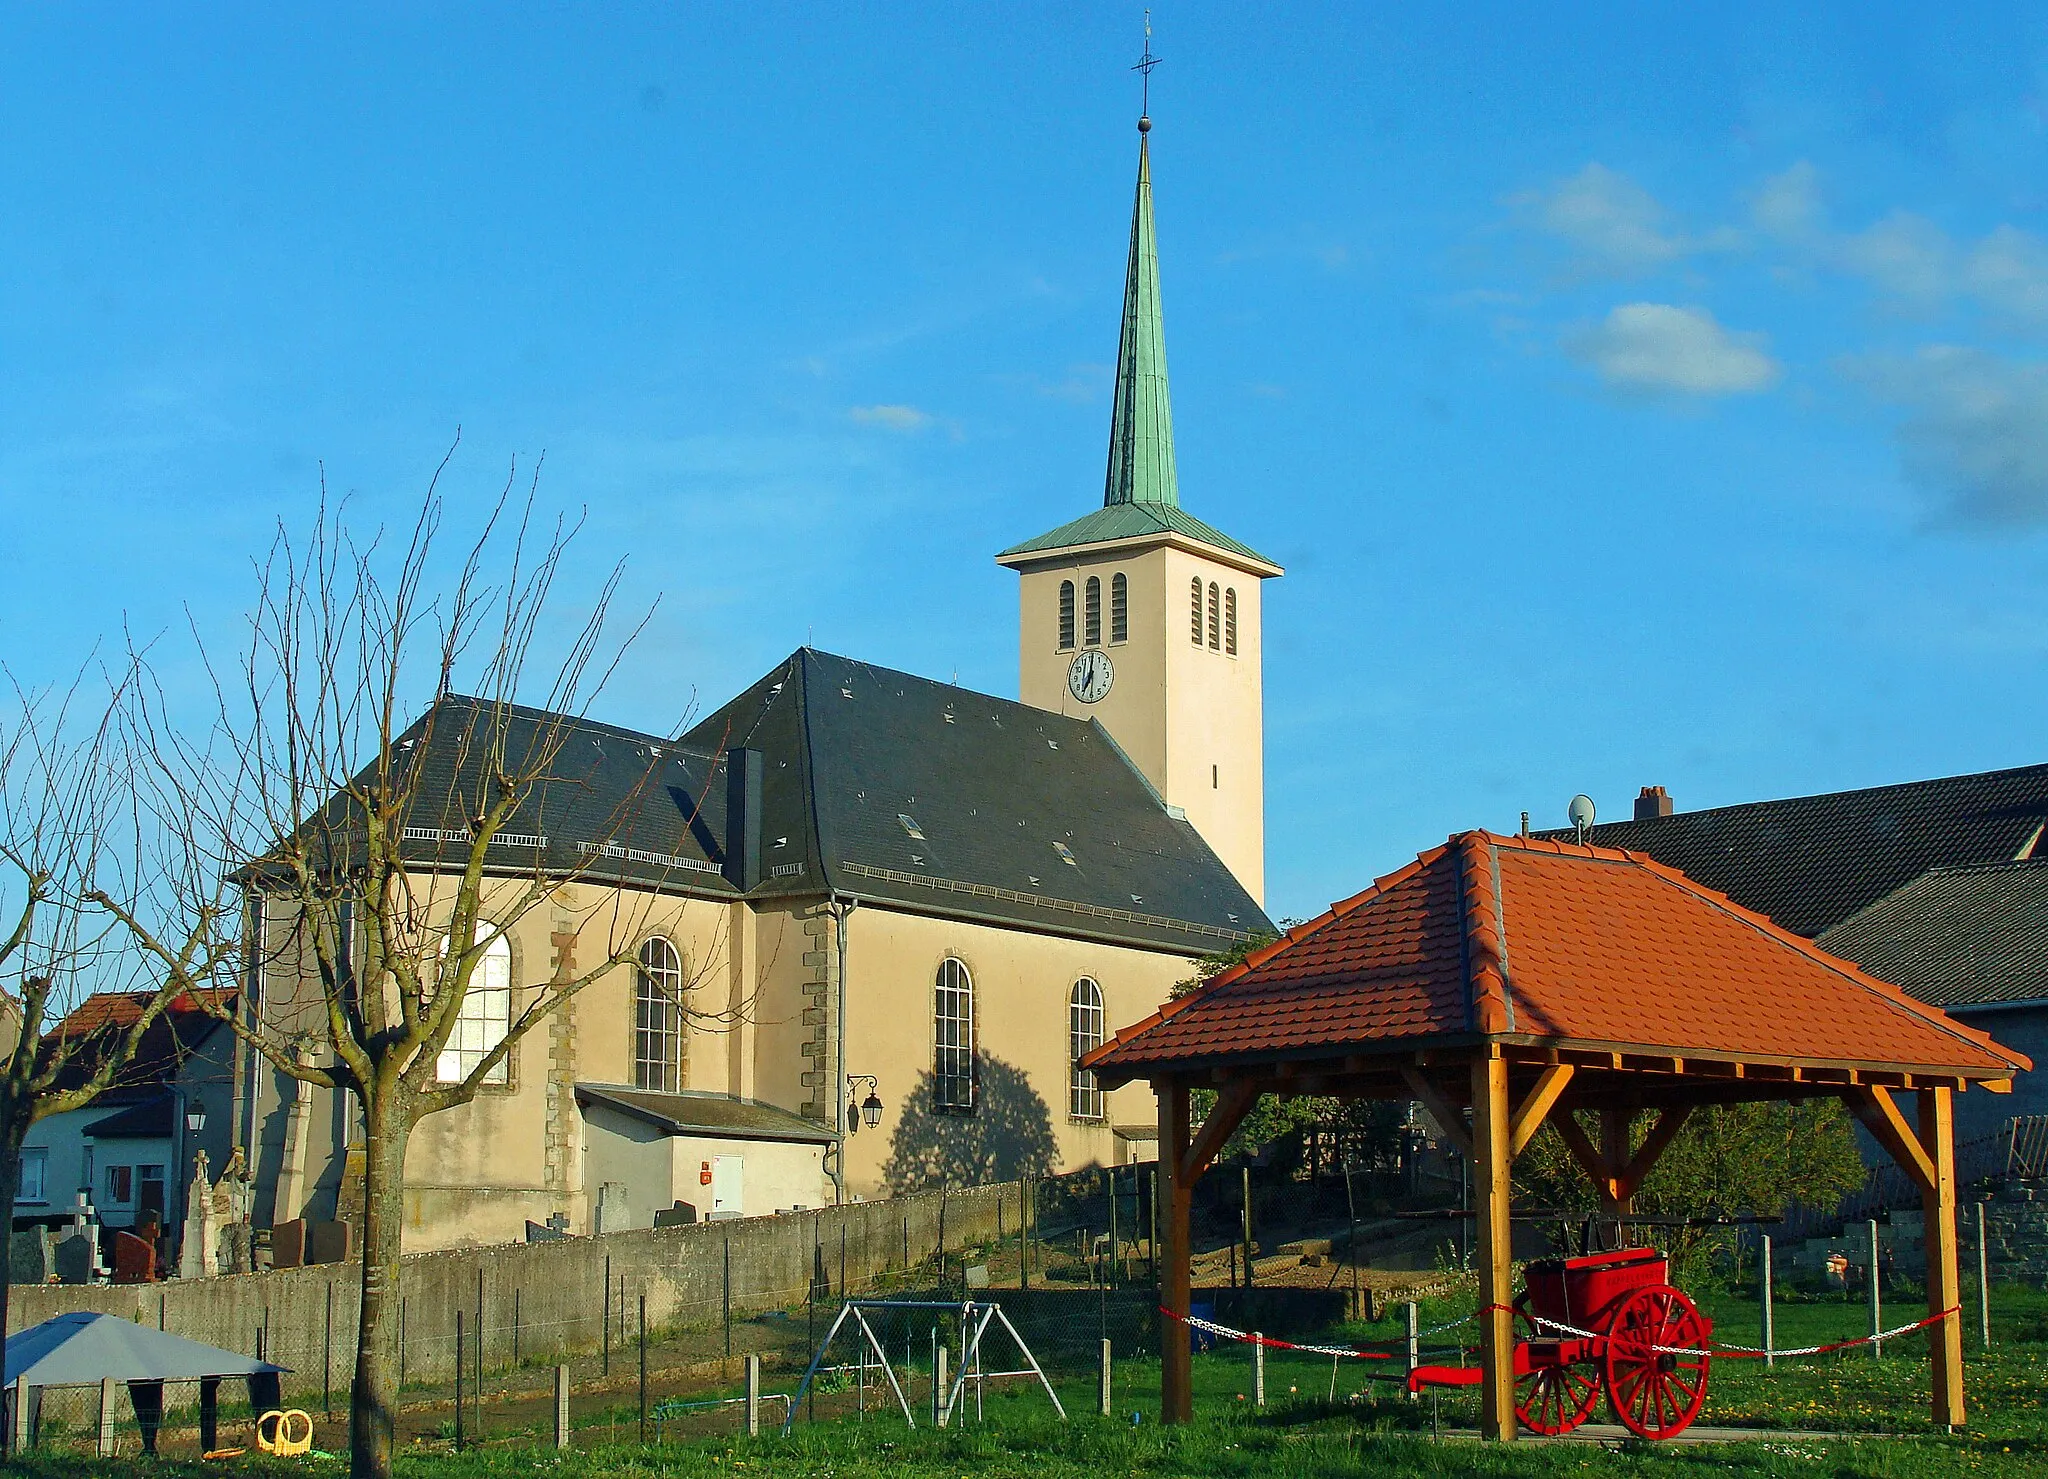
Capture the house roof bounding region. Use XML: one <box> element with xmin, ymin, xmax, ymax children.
<box><xmin>1818</xmin><ymin>859</ymin><xmax>2048</xmax><ymax>1012</ymax></box>
<box><xmin>85</xmin><ymin>1093</ymin><xmax>175</xmax><ymax>1139</ymax></box>
<box><xmin>363</xmin><ymin>653</ymin><xmax>1267</xmax><ymax>954</ymax></box>
<box><xmin>43</xmin><ymin>991</ymin><xmax>233</xmax><ymax>1095</ymax></box>
<box><xmin>6</xmin><ymin>1312</ymin><xmax>286</xmax><ymax>1388</ymax></box>
<box><xmin>1548</xmin><ymin>763</ymin><xmax>2048</xmax><ymax>939</ymax></box>
<box><xmin>576</xmin><ymin>1084</ymin><xmax>837</xmax><ymax>1145</ymax></box>
<box><xmin>1085</xmin><ymin>831</ymin><xmax>2028</xmax><ymax>1088</ymax></box>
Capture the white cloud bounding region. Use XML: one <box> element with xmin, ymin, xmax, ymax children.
<box><xmin>1519</xmin><ymin>164</ymin><xmax>1686</xmax><ymax>272</ymax></box>
<box><xmin>1965</xmin><ymin>226</ymin><xmax>2048</xmax><ymax>328</ymax></box>
<box><xmin>1844</xmin><ymin>347</ymin><xmax>2048</xmax><ymax>524</ymax></box>
<box><xmin>1838</xmin><ymin>211</ymin><xmax>1953</xmax><ymax>302</ymax></box>
<box><xmin>1751</xmin><ymin>162</ymin><xmax>1824</xmax><ymax>241</ymax></box>
<box><xmin>848</xmin><ymin>404</ymin><xmax>931</xmax><ymax>432</ymax></box>
<box><xmin>1567</xmin><ymin>304</ymin><xmax>1782</xmax><ymax>396</ymax></box>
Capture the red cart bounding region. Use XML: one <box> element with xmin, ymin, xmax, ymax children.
<box><xmin>1410</xmin><ymin>1246</ymin><xmax>1713</xmax><ymax>1439</ymax></box>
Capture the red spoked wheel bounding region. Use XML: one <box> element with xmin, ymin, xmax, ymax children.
<box><xmin>1512</xmin><ymin>1295</ymin><xmax>1598</xmax><ymax>1436</ymax></box>
<box><xmin>1602</xmin><ymin>1284</ymin><xmax>1711</xmax><ymax>1440</ymax></box>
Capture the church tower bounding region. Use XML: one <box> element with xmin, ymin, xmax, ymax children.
<box><xmin>997</xmin><ymin>111</ymin><xmax>1281</xmax><ymax>905</ymax></box>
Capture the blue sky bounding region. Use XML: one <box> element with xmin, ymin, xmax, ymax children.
<box><xmin>6</xmin><ymin>4</ymin><xmax>2048</xmax><ymax>924</ymax></box>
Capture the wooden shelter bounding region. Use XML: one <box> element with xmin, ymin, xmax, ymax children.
<box><xmin>1083</xmin><ymin>831</ymin><xmax>2030</xmax><ymax>1437</ymax></box>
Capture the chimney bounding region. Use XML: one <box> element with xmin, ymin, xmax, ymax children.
<box><xmin>723</xmin><ymin>748</ymin><xmax>763</xmax><ymax>892</ymax></box>
<box><xmin>1633</xmin><ymin>785</ymin><xmax>1674</xmax><ymax>821</ymax></box>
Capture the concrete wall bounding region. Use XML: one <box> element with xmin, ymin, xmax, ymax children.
<box><xmin>9</xmin><ymin>1179</ymin><xmax>1024</xmax><ymax>1400</ymax></box>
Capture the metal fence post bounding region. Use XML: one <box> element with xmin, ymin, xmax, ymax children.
<box><xmin>553</xmin><ymin>1364</ymin><xmax>570</xmax><ymax>1449</ymax></box>
<box><xmin>602</xmin><ymin>1254</ymin><xmax>612</xmax><ymax>1376</ymax></box>
<box><xmin>1099</xmin><ymin>1338</ymin><xmax>1113</xmax><ymax>1417</ymax></box>
<box><xmin>745</xmin><ymin>1353</ymin><xmax>761</xmax><ymax>1437</ymax></box>
<box><xmin>1242</xmin><ymin>1166</ymin><xmax>1254</xmax><ymax>1288</ymax></box>
<box><xmin>454</xmin><ymin>1311</ymin><xmax>466</xmax><ymax>1452</ymax></box>
<box><xmin>1252</xmin><ymin>1332</ymin><xmax>1265</xmax><ymax>1407</ymax></box>
<box><xmin>399</xmin><ymin>1297</ymin><xmax>407</xmax><ymax>1389</ymax></box>
<box><xmin>514</xmin><ymin>1289</ymin><xmax>522</xmax><ymax>1367</ymax></box>
<box><xmin>1405</xmin><ymin>1303</ymin><xmax>1419</xmax><ymax>1401</ymax></box>
<box><xmin>324</xmin><ymin>1281</ymin><xmax>334</xmax><ymax>1417</ymax></box>
<box><xmin>1977</xmin><ymin>1201</ymin><xmax>1992</xmax><ymax>1349</ymax></box>
<box><xmin>638</xmin><ymin>1293</ymin><xmax>649</xmax><ymax>1444</ymax></box>
<box><xmin>1868</xmin><ymin>1219</ymin><xmax>1883</xmax><ymax>1359</ymax></box>
<box><xmin>97</xmin><ymin>1377</ymin><xmax>116</xmax><ymax>1458</ymax></box>
<box><xmin>1760</xmin><ymin>1234</ymin><xmax>1775</xmax><ymax>1370</ymax></box>
<box><xmin>724</xmin><ymin>1237</ymin><xmax>733</xmax><ymax>1359</ymax></box>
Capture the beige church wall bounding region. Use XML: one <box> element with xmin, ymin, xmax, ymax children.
<box><xmin>1160</xmin><ymin>546</ymin><xmax>1266</xmax><ymax>904</ymax></box>
<box><xmin>834</xmin><ymin>903</ymin><xmax>1195</xmax><ymax>1201</ymax></box>
<box><xmin>744</xmin><ymin>898</ymin><xmax>829</xmax><ymax>1124</ymax></box>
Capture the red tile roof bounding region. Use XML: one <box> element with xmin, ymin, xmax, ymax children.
<box><xmin>43</xmin><ymin>989</ymin><xmax>235</xmax><ymax>1092</ymax></box>
<box><xmin>1086</xmin><ymin>832</ymin><xmax>2030</xmax><ymax>1083</ymax></box>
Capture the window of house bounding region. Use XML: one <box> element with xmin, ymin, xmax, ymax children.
<box><xmin>635</xmin><ymin>936</ymin><xmax>686</xmax><ymax>1093</ymax></box>
<box><xmin>106</xmin><ymin>1164</ymin><xmax>134</xmax><ymax>1205</ymax></box>
<box><xmin>1084</xmin><ymin>576</ymin><xmax>1102</xmax><ymax>647</ymax></box>
<box><xmin>16</xmin><ymin>1149</ymin><xmax>46</xmax><ymax>1206</ymax></box>
<box><xmin>933</xmin><ymin>957</ymin><xmax>975</xmax><ymax>1114</ymax></box>
<box><xmin>1190</xmin><ymin>578</ymin><xmax>1204</xmax><ymax>645</ymax></box>
<box><xmin>1110</xmin><ymin>573</ymin><xmax>1129</xmax><ymax>643</ymax></box>
<box><xmin>435</xmin><ymin>930</ymin><xmax>513</xmax><ymax>1086</ymax></box>
<box><xmin>1058</xmin><ymin>581</ymin><xmax>1076</xmax><ymax>651</ymax></box>
<box><xmin>1224</xmin><ymin>588</ymin><xmax>1238</xmax><ymax>656</ymax></box>
<box><xmin>1069</xmin><ymin>978</ymin><xmax>1106</xmax><ymax>1120</ymax></box>
<box><xmin>137</xmin><ymin>1165</ymin><xmax>167</xmax><ymax>1220</ymax></box>
<box><xmin>1207</xmin><ymin>582</ymin><xmax>1221</xmax><ymax>650</ymax></box>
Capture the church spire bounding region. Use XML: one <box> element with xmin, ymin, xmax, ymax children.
<box><xmin>1103</xmin><ymin>108</ymin><xmax>1178</xmax><ymax>507</ymax></box>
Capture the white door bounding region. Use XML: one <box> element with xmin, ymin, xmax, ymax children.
<box><xmin>710</xmin><ymin>1155</ymin><xmax>744</xmax><ymax>1220</ymax></box>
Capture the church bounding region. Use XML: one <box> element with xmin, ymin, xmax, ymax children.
<box><xmin>230</xmin><ymin>110</ymin><xmax>1284</xmax><ymax>1250</ymax></box>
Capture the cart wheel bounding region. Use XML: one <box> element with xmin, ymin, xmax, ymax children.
<box><xmin>1602</xmin><ymin>1284</ymin><xmax>1711</xmax><ymax>1440</ymax></box>
<box><xmin>1512</xmin><ymin>1296</ymin><xmax>1598</xmax><ymax>1436</ymax></box>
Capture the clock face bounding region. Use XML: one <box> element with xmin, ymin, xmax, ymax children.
<box><xmin>1068</xmin><ymin>649</ymin><xmax>1114</xmax><ymax>704</ymax></box>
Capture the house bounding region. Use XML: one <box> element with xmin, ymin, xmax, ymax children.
<box><xmin>233</xmin><ymin>111</ymin><xmax>1281</xmax><ymax>1251</ymax></box>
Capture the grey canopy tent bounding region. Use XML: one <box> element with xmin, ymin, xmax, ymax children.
<box><xmin>4</xmin><ymin>1310</ymin><xmax>288</xmax><ymax>1455</ymax></box>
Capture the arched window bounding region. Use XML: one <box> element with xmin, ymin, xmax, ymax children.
<box><xmin>1190</xmin><ymin>578</ymin><xmax>1204</xmax><ymax>645</ymax></box>
<box><xmin>1207</xmin><ymin>582</ymin><xmax>1221</xmax><ymax>650</ymax></box>
<box><xmin>1084</xmin><ymin>576</ymin><xmax>1102</xmax><ymax>647</ymax></box>
<box><xmin>933</xmin><ymin>957</ymin><xmax>975</xmax><ymax>1114</ymax></box>
<box><xmin>1058</xmin><ymin>581</ymin><xmax>1076</xmax><ymax>651</ymax></box>
<box><xmin>1224</xmin><ymin>588</ymin><xmax>1238</xmax><ymax>656</ymax></box>
<box><xmin>1069</xmin><ymin>978</ymin><xmax>1105</xmax><ymax>1120</ymax></box>
<box><xmin>1110</xmin><ymin>573</ymin><xmax>1129</xmax><ymax>643</ymax></box>
<box><xmin>635</xmin><ymin>936</ymin><xmax>685</xmax><ymax>1093</ymax></box>
<box><xmin>436</xmin><ymin>931</ymin><xmax>512</xmax><ymax>1086</ymax></box>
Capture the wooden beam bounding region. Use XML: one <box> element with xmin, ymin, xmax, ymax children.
<box><xmin>1158</xmin><ymin>1079</ymin><xmax>1193</xmax><ymax>1426</ymax></box>
<box><xmin>1509</xmin><ymin>1064</ymin><xmax>1575</xmax><ymax>1158</ymax></box>
<box><xmin>1919</xmin><ymin>1087</ymin><xmax>1965</xmax><ymax>1429</ymax></box>
<box><xmin>1553</xmin><ymin>1112</ymin><xmax>1621</xmax><ymax>1207</ymax></box>
<box><xmin>1616</xmin><ymin>1106</ymin><xmax>1692</xmax><ymax>1201</ymax></box>
<box><xmin>1471</xmin><ymin>1053</ymin><xmax>1515</xmax><ymax>1442</ymax></box>
<box><xmin>1985</xmin><ymin>1078</ymin><xmax>2013</xmax><ymax>1094</ymax></box>
<box><xmin>1182</xmin><ymin>1079</ymin><xmax>1260</xmax><ymax>1185</ymax></box>
<box><xmin>1400</xmin><ymin>1066</ymin><xmax>1473</xmax><ymax>1159</ymax></box>
<box><xmin>1845</xmin><ymin>1086</ymin><xmax>1936</xmax><ymax>1195</ymax></box>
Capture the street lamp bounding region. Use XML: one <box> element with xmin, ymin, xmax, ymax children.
<box><xmin>185</xmin><ymin>1105</ymin><xmax>206</xmax><ymax>1135</ymax></box>
<box><xmin>846</xmin><ymin>1074</ymin><xmax>883</xmax><ymax>1132</ymax></box>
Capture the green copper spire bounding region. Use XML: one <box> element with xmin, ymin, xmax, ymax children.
<box><xmin>1103</xmin><ymin>119</ymin><xmax>1178</xmax><ymax>508</ymax></box>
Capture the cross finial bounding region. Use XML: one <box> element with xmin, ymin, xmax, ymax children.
<box><xmin>1132</xmin><ymin>10</ymin><xmax>1161</xmax><ymax>129</ymax></box>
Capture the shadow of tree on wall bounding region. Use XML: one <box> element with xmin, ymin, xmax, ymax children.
<box><xmin>882</xmin><ymin>1056</ymin><xmax>1059</xmax><ymax>1193</ymax></box>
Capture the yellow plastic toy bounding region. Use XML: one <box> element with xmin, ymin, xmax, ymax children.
<box><xmin>255</xmin><ymin>1408</ymin><xmax>315</xmax><ymax>1457</ymax></box>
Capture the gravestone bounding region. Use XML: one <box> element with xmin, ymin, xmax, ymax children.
<box><xmin>9</xmin><ymin>1228</ymin><xmax>51</xmax><ymax>1285</ymax></box>
<box><xmin>110</xmin><ymin>1230</ymin><xmax>157</xmax><ymax>1283</ymax></box>
<box><xmin>525</xmin><ymin>1219</ymin><xmax>568</xmax><ymax>1243</ymax></box>
<box><xmin>964</xmin><ymin>1263</ymin><xmax>991</xmax><ymax>1290</ymax></box>
<box><xmin>653</xmin><ymin>1201</ymin><xmax>698</xmax><ymax>1229</ymax></box>
<box><xmin>215</xmin><ymin>1221</ymin><xmax>252</xmax><ymax>1275</ymax></box>
<box><xmin>54</xmin><ymin>1231</ymin><xmax>94</xmax><ymax>1285</ymax></box>
<box><xmin>180</xmin><ymin>1149</ymin><xmax>216</xmax><ymax>1279</ymax></box>
<box><xmin>593</xmin><ymin>1182</ymin><xmax>629</xmax><ymax>1235</ymax></box>
<box><xmin>304</xmin><ymin>1219</ymin><xmax>351</xmax><ymax>1265</ymax></box>
<box><xmin>271</xmin><ymin>1219</ymin><xmax>307</xmax><ymax>1270</ymax></box>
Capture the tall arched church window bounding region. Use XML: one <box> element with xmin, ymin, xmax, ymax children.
<box><xmin>436</xmin><ymin>931</ymin><xmax>512</xmax><ymax>1086</ymax></box>
<box><xmin>1110</xmin><ymin>574</ymin><xmax>1128</xmax><ymax>643</ymax></box>
<box><xmin>1190</xmin><ymin>578</ymin><xmax>1204</xmax><ymax>645</ymax></box>
<box><xmin>1058</xmin><ymin>581</ymin><xmax>1076</xmax><ymax>651</ymax></box>
<box><xmin>1207</xmin><ymin>582</ymin><xmax>1221</xmax><ymax>650</ymax></box>
<box><xmin>1224</xmin><ymin>588</ymin><xmax>1238</xmax><ymax>656</ymax></box>
<box><xmin>1068</xmin><ymin>978</ymin><xmax>1105</xmax><ymax>1119</ymax></box>
<box><xmin>635</xmin><ymin>936</ymin><xmax>685</xmax><ymax>1093</ymax></box>
<box><xmin>1084</xmin><ymin>576</ymin><xmax>1102</xmax><ymax>647</ymax></box>
<box><xmin>934</xmin><ymin>957</ymin><xmax>975</xmax><ymax>1113</ymax></box>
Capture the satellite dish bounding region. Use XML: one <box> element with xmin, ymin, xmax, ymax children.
<box><xmin>1568</xmin><ymin>794</ymin><xmax>1597</xmax><ymax>844</ymax></box>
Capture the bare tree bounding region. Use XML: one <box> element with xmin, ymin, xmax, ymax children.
<box><xmin>0</xmin><ymin>667</ymin><xmax>238</xmax><ymax>1361</ymax></box>
<box><xmin>123</xmin><ymin>457</ymin><xmax>742</xmax><ymax>1479</ymax></box>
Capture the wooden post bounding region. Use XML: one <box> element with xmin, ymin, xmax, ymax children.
<box><xmin>1405</xmin><ymin>1302</ymin><xmax>1419</xmax><ymax>1400</ymax></box>
<box><xmin>745</xmin><ymin>1353</ymin><xmax>761</xmax><ymax>1436</ymax></box>
<box><xmin>553</xmin><ymin>1364</ymin><xmax>570</xmax><ymax>1448</ymax></box>
<box><xmin>1251</xmin><ymin>1333</ymin><xmax>1265</xmax><ymax>1408</ymax></box>
<box><xmin>1471</xmin><ymin>1051</ymin><xmax>1515</xmax><ymax>1441</ymax></box>
<box><xmin>9</xmin><ymin>1375</ymin><xmax>25</xmax><ymax>1454</ymax></box>
<box><xmin>1920</xmin><ymin>1086</ymin><xmax>1965</xmax><ymax>1428</ymax></box>
<box><xmin>1868</xmin><ymin>1219</ymin><xmax>1883</xmax><ymax>1359</ymax></box>
<box><xmin>934</xmin><ymin>1344</ymin><xmax>949</xmax><ymax>1427</ymax></box>
<box><xmin>1159</xmin><ymin>1078</ymin><xmax>1194</xmax><ymax>1425</ymax></box>
<box><xmin>1977</xmin><ymin>1201</ymin><xmax>1991</xmax><ymax>1349</ymax></box>
<box><xmin>1760</xmin><ymin>1234</ymin><xmax>1775</xmax><ymax>1369</ymax></box>
<box><xmin>199</xmin><ymin>1376</ymin><xmax>219</xmax><ymax>1456</ymax></box>
<box><xmin>1099</xmin><ymin>1338</ymin><xmax>1113</xmax><ymax>1417</ymax></box>
<box><xmin>97</xmin><ymin>1377</ymin><xmax>117</xmax><ymax>1458</ymax></box>
<box><xmin>1598</xmin><ymin>1109</ymin><xmax>1633</xmax><ymax>1227</ymax></box>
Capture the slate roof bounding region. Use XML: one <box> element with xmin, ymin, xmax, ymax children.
<box><xmin>1547</xmin><ymin>763</ymin><xmax>2048</xmax><ymax>939</ymax></box>
<box><xmin>85</xmin><ymin>1092</ymin><xmax>175</xmax><ymax>1139</ymax></box>
<box><xmin>366</xmin><ymin>652</ymin><xmax>1266</xmax><ymax>954</ymax></box>
<box><xmin>1817</xmin><ymin>860</ymin><xmax>2048</xmax><ymax>1012</ymax></box>
<box><xmin>576</xmin><ymin>1085</ymin><xmax>837</xmax><ymax>1144</ymax></box>
<box><xmin>1086</xmin><ymin>832</ymin><xmax>2029</xmax><ymax>1085</ymax></box>
<box><xmin>996</xmin><ymin>500</ymin><xmax>1279</xmax><ymax>573</ymax></box>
